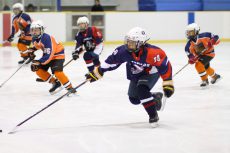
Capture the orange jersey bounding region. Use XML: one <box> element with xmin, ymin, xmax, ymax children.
<box><xmin>185</xmin><ymin>32</ymin><xmax>220</xmax><ymax>58</ymax></box>
<box><xmin>11</xmin><ymin>12</ymin><xmax>32</xmax><ymax>40</ymax></box>
<box><xmin>32</xmin><ymin>33</ymin><xmax>65</xmax><ymax>65</ymax></box>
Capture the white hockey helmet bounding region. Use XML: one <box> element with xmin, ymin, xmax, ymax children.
<box><xmin>12</xmin><ymin>3</ymin><xmax>24</xmax><ymax>11</ymax></box>
<box><xmin>186</xmin><ymin>23</ymin><xmax>200</xmax><ymax>39</ymax></box>
<box><xmin>125</xmin><ymin>27</ymin><xmax>150</xmax><ymax>52</ymax></box>
<box><xmin>77</xmin><ymin>16</ymin><xmax>89</xmax><ymax>25</ymax></box>
<box><xmin>77</xmin><ymin>16</ymin><xmax>89</xmax><ymax>32</ymax></box>
<box><xmin>12</xmin><ymin>3</ymin><xmax>24</xmax><ymax>15</ymax></box>
<box><xmin>30</xmin><ymin>20</ymin><xmax>45</xmax><ymax>39</ymax></box>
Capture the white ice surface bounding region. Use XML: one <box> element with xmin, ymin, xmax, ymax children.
<box><xmin>0</xmin><ymin>43</ymin><xmax>230</xmax><ymax>153</ymax></box>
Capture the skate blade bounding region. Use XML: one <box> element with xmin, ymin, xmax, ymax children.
<box><xmin>211</xmin><ymin>76</ymin><xmax>222</xmax><ymax>84</ymax></box>
<box><xmin>50</xmin><ymin>87</ymin><xmax>63</xmax><ymax>95</ymax></box>
<box><xmin>150</xmin><ymin>122</ymin><xmax>159</xmax><ymax>128</ymax></box>
<box><xmin>200</xmin><ymin>85</ymin><xmax>209</xmax><ymax>89</ymax></box>
<box><xmin>67</xmin><ymin>92</ymin><xmax>78</xmax><ymax>97</ymax></box>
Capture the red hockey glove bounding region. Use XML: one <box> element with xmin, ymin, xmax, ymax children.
<box><xmin>188</xmin><ymin>56</ymin><xmax>198</xmax><ymax>64</ymax></box>
<box><xmin>207</xmin><ymin>38</ymin><xmax>215</xmax><ymax>49</ymax></box>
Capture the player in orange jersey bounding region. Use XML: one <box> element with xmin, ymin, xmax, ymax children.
<box><xmin>185</xmin><ymin>23</ymin><xmax>221</xmax><ymax>87</ymax></box>
<box><xmin>7</xmin><ymin>3</ymin><xmax>33</xmax><ymax>64</ymax></box>
<box><xmin>29</xmin><ymin>20</ymin><xmax>76</xmax><ymax>94</ymax></box>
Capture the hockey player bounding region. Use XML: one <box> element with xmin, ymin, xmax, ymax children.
<box><xmin>185</xmin><ymin>23</ymin><xmax>221</xmax><ymax>87</ymax></box>
<box><xmin>29</xmin><ymin>20</ymin><xmax>76</xmax><ymax>94</ymax></box>
<box><xmin>72</xmin><ymin>16</ymin><xmax>103</xmax><ymax>72</ymax></box>
<box><xmin>85</xmin><ymin>27</ymin><xmax>174</xmax><ymax>127</ymax></box>
<box><xmin>7</xmin><ymin>3</ymin><xmax>33</xmax><ymax>64</ymax></box>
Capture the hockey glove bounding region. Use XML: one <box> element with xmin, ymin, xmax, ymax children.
<box><xmin>163</xmin><ymin>80</ymin><xmax>174</xmax><ymax>98</ymax></box>
<box><xmin>72</xmin><ymin>47</ymin><xmax>83</xmax><ymax>60</ymax></box>
<box><xmin>85</xmin><ymin>67</ymin><xmax>104</xmax><ymax>83</ymax></box>
<box><xmin>31</xmin><ymin>60</ymin><xmax>41</xmax><ymax>72</ymax></box>
<box><xmin>207</xmin><ymin>38</ymin><xmax>216</xmax><ymax>49</ymax></box>
<box><xmin>7</xmin><ymin>35</ymin><xmax>14</xmax><ymax>42</ymax></box>
<box><xmin>194</xmin><ymin>42</ymin><xmax>206</xmax><ymax>55</ymax></box>
<box><xmin>72</xmin><ymin>51</ymin><xmax>79</xmax><ymax>60</ymax></box>
<box><xmin>188</xmin><ymin>55</ymin><xmax>198</xmax><ymax>64</ymax></box>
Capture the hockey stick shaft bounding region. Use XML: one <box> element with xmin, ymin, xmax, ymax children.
<box><xmin>172</xmin><ymin>48</ymin><xmax>207</xmax><ymax>78</ymax></box>
<box><xmin>172</xmin><ymin>63</ymin><xmax>189</xmax><ymax>78</ymax></box>
<box><xmin>0</xmin><ymin>58</ymin><xmax>30</xmax><ymax>88</ymax></box>
<box><xmin>8</xmin><ymin>79</ymin><xmax>89</xmax><ymax>134</ymax></box>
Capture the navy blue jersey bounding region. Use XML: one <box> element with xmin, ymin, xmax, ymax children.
<box><xmin>101</xmin><ymin>43</ymin><xmax>172</xmax><ymax>82</ymax></box>
<box><xmin>75</xmin><ymin>26</ymin><xmax>103</xmax><ymax>50</ymax></box>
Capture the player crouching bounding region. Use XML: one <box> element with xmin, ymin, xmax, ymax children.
<box><xmin>29</xmin><ymin>20</ymin><xmax>76</xmax><ymax>94</ymax></box>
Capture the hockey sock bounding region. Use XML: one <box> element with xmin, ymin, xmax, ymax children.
<box><xmin>54</xmin><ymin>71</ymin><xmax>72</xmax><ymax>89</ymax></box>
<box><xmin>36</xmin><ymin>69</ymin><xmax>55</xmax><ymax>83</ymax></box>
<box><xmin>137</xmin><ymin>85</ymin><xmax>157</xmax><ymax>117</ymax></box>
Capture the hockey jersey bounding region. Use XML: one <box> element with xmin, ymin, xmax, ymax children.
<box><xmin>185</xmin><ymin>32</ymin><xmax>220</xmax><ymax>58</ymax></box>
<box><xmin>11</xmin><ymin>12</ymin><xmax>32</xmax><ymax>40</ymax></box>
<box><xmin>75</xmin><ymin>26</ymin><xmax>103</xmax><ymax>51</ymax></box>
<box><xmin>101</xmin><ymin>44</ymin><xmax>172</xmax><ymax>82</ymax></box>
<box><xmin>32</xmin><ymin>33</ymin><xmax>64</xmax><ymax>65</ymax></box>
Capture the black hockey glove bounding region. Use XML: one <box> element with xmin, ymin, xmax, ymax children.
<box><xmin>72</xmin><ymin>47</ymin><xmax>83</xmax><ymax>60</ymax></box>
<box><xmin>7</xmin><ymin>35</ymin><xmax>14</xmax><ymax>42</ymax></box>
<box><xmin>72</xmin><ymin>51</ymin><xmax>79</xmax><ymax>60</ymax></box>
<box><xmin>85</xmin><ymin>67</ymin><xmax>104</xmax><ymax>83</ymax></box>
<box><xmin>31</xmin><ymin>60</ymin><xmax>41</xmax><ymax>72</ymax></box>
<box><xmin>163</xmin><ymin>80</ymin><xmax>174</xmax><ymax>98</ymax></box>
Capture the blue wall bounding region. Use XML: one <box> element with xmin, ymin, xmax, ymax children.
<box><xmin>138</xmin><ymin>0</ymin><xmax>230</xmax><ymax>11</ymax></box>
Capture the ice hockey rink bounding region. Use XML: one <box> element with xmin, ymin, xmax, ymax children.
<box><xmin>0</xmin><ymin>43</ymin><xmax>230</xmax><ymax>153</ymax></box>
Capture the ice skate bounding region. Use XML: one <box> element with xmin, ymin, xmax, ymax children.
<box><xmin>18</xmin><ymin>57</ymin><xmax>27</xmax><ymax>64</ymax></box>
<box><xmin>211</xmin><ymin>74</ymin><xmax>221</xmax><ymax>84</ymax></box>
<box><xmin>149</xmin><ymin>113</ymin><xmax>159</xmax><ymax>128</ymax></box>
<box><xmin>200</xmin><ymin>79</ymin><xmax>209</xmax><ymax>87</ymax></box>
<box><xmin>67</xmin><ymin>87</ymin><xmax>77</xmax><ymax>96</ymax></box>
<box><xmin>49</xmin><ymin>79</ymin><xmax>62</xmax><ymax>95</ymax></box>
<box><xmin>152</xmin><ymin>92</ymin><xmax>163</xmax><ymax>111</ymax></box>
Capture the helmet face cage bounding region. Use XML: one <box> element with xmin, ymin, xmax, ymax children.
<box><xmin>12</xmin><ymin>3</ymin><xmax>23</xmax><ymax>15</ymax></box>
<box><xmin>125</xmin><ymin>35</ymin><xmax>143</xmax><ymax>53</ymax></box>
<box><xmin>30</xmin><ymin>22</ymin><xmax>44</xmax><ymax>39</ymax></box>
<box><xmin>77</xmin><ymin>17</ymin><xmax>89</xmax><ymax>32</ymax></box>
<box><xmin>186</xmin><ymin>23</ymin><xmax>200</xmax><ymax>39</ymax></box>
<box><xmin>78</xmin><ymin>23</ymin><xmax>88</xmax><ymax>32</ymax></box>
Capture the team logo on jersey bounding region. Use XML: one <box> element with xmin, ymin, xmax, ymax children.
<box><xmin>130</xmin><ymin>61</ymin><xmax>150</xmax><ymax>74</ymax></box>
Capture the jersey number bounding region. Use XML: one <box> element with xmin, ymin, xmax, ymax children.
<box><xmin>154</xmin><ymin>54</ymin><xmax>160</xmax><ymax>62</ymax></box>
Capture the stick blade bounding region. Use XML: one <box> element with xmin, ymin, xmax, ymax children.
<box><xmin>8</xmin><ymin>126</ymin><xmax>19</xmax><ymax>134</ymax></box>
<box><xmin>160</xmin><ymin>95</ymin><xmax>167</xmax><ymax>111</ymax></box>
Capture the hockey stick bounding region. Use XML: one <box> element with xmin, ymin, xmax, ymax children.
<box><xmin>172</xmin><ymin>63</ymin><xmax>189</xmax><ymax>78</ymax></box>
<box><xmin>0</xmin><ymin>58</ymin><xmax>30</xmax><ymax>88</ymax></box>
<box><xmin>160</xmin><ymin>95</ymin><xmax>167</xmax><ymax>111</ymax></box>
<box><xmin>8</xmin><ymin>79</ymin><xmax>89</xmax><ymax>134</ymax></box>
<box><xmin>36</xmin><ymin>58</ymin><xmax>74</xmax><ymax>82</ymax></box>
<box><xmin>160</xmin><ymin>48</ymin><xmax>208</xmax><ymax>111</ymax></box>
<box><xmin>173</xmin><ymin>48</ymin><xmax>207</xmax><ymax>78</ymax></box>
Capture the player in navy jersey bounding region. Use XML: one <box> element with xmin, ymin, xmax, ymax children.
<box><xmin>185</xmin><ymin>23</ymin><xmax>221</xmax><ymax>87</ymax></box>
<box><xmin>6</xmin><ymin>3</ymin><xmax>33</xmax><ymax>64</ymax></box>
<box><xmin>85</xmin><ymin>27</ymin><xmax>174</xmax><ymax>127</ymax></box>
<box><xmin>72</xmin><ymin>16</ymin><xmax>103</xmax><ymax>72</ymax></box>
